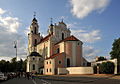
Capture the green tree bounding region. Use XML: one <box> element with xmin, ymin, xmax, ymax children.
<box><xmin>0</xmin><ymin>57</ymin><xmax>27</xmax><ymax>72</ymax></box>
<box><xmin>99</xmin><ymin>61</ymin><xmax>115</xmax><ymax>74</ymax></box>
<box><xmin>11</xmin><ymin>57</ymin><xmax>17</xmax><ymax>63</ymax></box>
<box><xmin>17</xmin><ymin>59</ymin><xmax>23</xmax><ymax>72</ymax></box>
<box><xmin>110</xmin><ymin>38</ymin><xmax>120</xmax><ymax>59</ymax></box>
<box><xmin>110</xmin><ymin>38</ymin><xmax>120</xmax><ymax>73</ymax></box>
<box><xmin>23</xmin><ymin>59</ymin><xmax>27</xmax><ymax>72</ymax></box>
<box><xmin>0</xmin><ymin>60</ymin><xmax>6</xmax><ymax>72</ymax></box>
<box><xmin>97</xmin><ymin>56</ymin><xmax>107</xmax><ymax>61</ymax></box>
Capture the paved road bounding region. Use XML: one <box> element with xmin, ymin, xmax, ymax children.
<box><xmin>0</xmin><ymin>76</ymin><xmax>120</xmax><ymax>84</ymax></box>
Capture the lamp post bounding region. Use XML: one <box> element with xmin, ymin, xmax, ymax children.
<box><xmin>14</xmin><ymin>41</ymin><xmax>17</xmax><ymax>61</ymax></box>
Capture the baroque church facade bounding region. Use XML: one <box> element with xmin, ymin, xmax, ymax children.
<box><xmin>26</xmin><ymin>16</ymin><xmax>88</xmax><ymax>75</ymax></box>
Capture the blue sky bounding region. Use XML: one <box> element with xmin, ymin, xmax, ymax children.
<box><xmin>0</xmin><ymin>0</ymin><xmax>120</xmax><ymax>61</ymax></box>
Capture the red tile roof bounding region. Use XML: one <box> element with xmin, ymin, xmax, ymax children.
<box><xmin>45</xmin><ymin>53</ymin><xmax>63</xmax><ymax>60</ymax></box>
<box><xmin>40</xmin><ymin>33</ymin><xmax>53</xmax><ymax>43</ymax></box>
<box><xmin>38</xmin><ymin>34</ymin><xmax>81</xmax><ymax>45</ymax></box>
<box><xmin>55</xmin><ymin>35</ymin><xmax>80</xmax><ymax>45</ymax></box>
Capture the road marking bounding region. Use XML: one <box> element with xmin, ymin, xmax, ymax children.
<box><xmin>41</xmin><ymin>79</ymin><xmax>51</xmax><ymax>84</ymax></box>
<box><xmin>32</xmin><ymin>79</ymin><xmax>37</xmax><ymax>84</ymax></box>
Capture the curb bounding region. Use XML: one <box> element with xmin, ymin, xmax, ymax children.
<box><xmin>36</xmin><ymin>76</ymin><xmax>102</xmax><ymax>83</ymax></box>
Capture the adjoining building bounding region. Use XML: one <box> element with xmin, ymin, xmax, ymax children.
<box><xmin>26</xmin><ymin>16</ymin><xmax>93</xmax><ymax>75</ymax></box>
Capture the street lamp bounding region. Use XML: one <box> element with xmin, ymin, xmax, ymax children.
<box><xmin>14</xmin><ymin>41</ymin><xmax>17</xmax><ymax>61</ymax></box>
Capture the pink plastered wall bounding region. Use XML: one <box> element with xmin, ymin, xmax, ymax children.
<box><xmin>76</xmin><ymin>44</ymin><xmax>82</xmax><ymax>66</ymax></box>
<box><xmin>65</xmin><ymin>42</ymin><xmax>72</xmax><ymax>58</ymax></box>
<box><xmin>55</xmin><ymin>53</ymin><xmax>65</xmax><ymax>68</ymax></box>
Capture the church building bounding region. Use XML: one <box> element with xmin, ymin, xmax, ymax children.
<box><xmin>26</xmin><ymin>16</ymin><xmax>88</xmax><ymax>75</ymax></box>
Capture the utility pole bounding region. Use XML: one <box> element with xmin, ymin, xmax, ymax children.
<box><xmin>14</xmin><ymin>41</ymin><xmax>17</xmax><ymax>61</ymax></box>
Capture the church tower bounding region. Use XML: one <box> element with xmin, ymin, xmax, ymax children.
<box><xmin>48</xmin><ymin>18</ymin><xmax>54</xmax><ymax>34</ymax></box>
<box><xmin>28</xmin><ymin>14</ymin><xmax>42</xmax><ymax>54</ymax></box>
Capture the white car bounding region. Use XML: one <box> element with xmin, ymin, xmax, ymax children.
<box><xmin>0</xmin><ymin>73</ymin><xmax>7</xmax><ymax>80</ymax></box>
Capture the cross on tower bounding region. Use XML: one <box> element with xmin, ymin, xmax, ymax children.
<box><xmin>61</xmin><ymin>18</ymin><xmax>64</xmax><ymax>22</ymax></box>
<box><xmin>50</xmin><ymin>18</ymin><xmax>53</xmax><ymax>24</ymax></box>
<box><xmin>34</xmin><ymin>12</ymin><xmax>36</xmax><ymax>18</ymax></box>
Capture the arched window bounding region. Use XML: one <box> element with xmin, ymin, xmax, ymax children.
<box><xmin>33</xmin><ymin>58</ymin><xmax>35</xmax><ymax>60</ymax></box>
<box><xmin>33</xmin><ymin>64</ymin><xmax>35</xmax><ymax>70</ymax></box>
<box><xmin>31</xmin><ymin>31</ymin><xmax>33</xmax><ymax>33</ymax></box>
<box><xmin>62</xmin><ymin>33</ymin><xmax>64</xmax><ymax>40</ymax></box>
<box><xmin>59</xmin><ymin>60</ymin><xmax>62</xmax><ymax>64</ymax></box>
<box><xmin>67</xmin><ymin>58</ymin><xmax>70</xmax><ymax>67</ymax></box>
<box><xmin>47</xmin><ymin>69</ymin><xmax>48</xmax><ymax>72</ymax></box>
<box><xmin>35</xmin><ymin>39</ymin><xmax>37</xmax><ymax>45</ymax></box>
<box><xmin>34</xmin><ymin>27</ymin><xmax>37</xmax><ymax>34</ymax></box>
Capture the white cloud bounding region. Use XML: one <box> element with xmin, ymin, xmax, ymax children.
<box><xmin>83</xmin><ymin>46</ymin><xmax>99</xmax><ymax>61</ymax></box>
<box><xmin>0</xmin><ymin>56</ymin><xmax>12</xmax><ymax>61</ymax></box>
<box><xmin>70</xmin><ymin>0</ymin><xmax>110</xmax><ymax>19</ymax></box>
<box><xmin>0</xmin><ymin>16</ymin><xmax>20</xmax><ymax>33</ymax></box>
<box><xmin>0</xmin><ymin>8</ymin><xmax>6</xmax><ymax>15</ymax></box>
<box><xmin>67</xmin><ymin>22</ymin><xmax>78</xmax><ymax>28</ymax></box>
<box><xmin>72</xmin><ymin>29</ymin><xmax>101</xmax><ymax>43</ymax></box>
<box><xmin>24</xmin><ymin>26</ymin><xmax>30</xmax><ymax>36</ymax></box>
<box><xmin>59</xmin><ymin>16</ymin><xmax>67</xmax><ymax>20</ymax></box>
<box><xmin>0</xmin><ymin>8</ymin><xmax>27</xmax><ymax>60</ymax></box>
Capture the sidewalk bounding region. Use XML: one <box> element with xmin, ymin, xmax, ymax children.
<box><xmin>37</xmin><ymin>75</ymin><xmax>97</xmax><ymax>83</ymax></box>
<box><xmin>37</xmin><ymin>74</ymin><xmax>120</xmax><ymax>81</ymax></box>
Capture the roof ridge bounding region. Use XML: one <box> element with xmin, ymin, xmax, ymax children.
<box><xmin>55</xmin><ymin>35</ymin><xmax>80</xmax><ymax>45</ymax></box>
<box><xmin>46</xmin><ymin>53</ymin><xmax>63</xmax><ymax>60</ymax></box>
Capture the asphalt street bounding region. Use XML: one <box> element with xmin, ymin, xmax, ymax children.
<box><xmin>0</xmin><ymin>76</ymin><xmax>120</xmax><ymax>84</ymax></box>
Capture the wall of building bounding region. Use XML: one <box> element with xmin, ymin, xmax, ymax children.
<box><xmin>37</xmin><ymin>41</ymin><xmax>49</xmax><ymax>59</ymax></box>
<box><xmin>67</xmin><ymin>67</ymin><xmax>93</xmax><ymax>74</ymax></box>
<box><xmin>54</xmin><ymin>53</ymin><xmax>65</xmax><ymax>68</ymax></box>
<box><xmin>44</xmin><ymin>59</ymin><xmax>55</xmax><ymax>75</ymax></box>
<box><xmin>58</xmin><ymin>68</ymin><xmax>68</xmax><ymax>75</ymax></box>
<box><xmin>65</xmin><ymin>41</ymin><xmax>84</xmax><ymax>67</ymax></box>
<box><xmin>59</xmin><ymin>42</ymin><xmax>65</xmax><ymax>53</ymax></box>
<box><xmin>52</xmin><ymin>22</ymin><xmax>70</xmax><ymax>43</ymax></box>
<box><xmin>76</xmin><ymin>41</ymin><xmax>83</xmax><ymax>66</ymax></box>
<box><xmin>58</xmin><ymin>67</ymin><xmax>93</xmax><ymax>75</ymax></box>
<box><xmin>65</xmin><ymin>41</ymin><xmax>73</xmax><ymax>66</ymax></box>
<box><xmin>27</xmin><ymin>56</ymin><xmax>41</xmax><ymax>73</ymax></box>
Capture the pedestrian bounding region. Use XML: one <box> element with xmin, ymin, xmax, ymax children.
<box><xmin>32</xmin><ymin>73</ymin><xmax>35</xmax><ymax>80</ymax></box>
<box><xmin>26</xmin><ymin>72</ymin><xmax>30</xmax><ymax>80</ymax></box>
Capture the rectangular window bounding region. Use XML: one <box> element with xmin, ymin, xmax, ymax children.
<box><xmin>57</xmin><ymin>48</ymin><xmax>60</xmax><ymax>53</ymax></box>
<box><xmin>33</xmin><ymin>64</ymin><xmax>35</xmax><ymax>70</ymax></box>
<box><xmin>50</xmin><ymin>68</ymin><xmax>51</xmax><ymax>72</ymax></box>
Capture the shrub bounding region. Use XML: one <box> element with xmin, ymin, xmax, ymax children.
<box><xmin>99</xmin><ymin>61</ymin><xmax>115</xmax><ymax>74</ymax></box>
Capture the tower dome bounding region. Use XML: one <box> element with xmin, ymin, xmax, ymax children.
<box><xmin>32</xmin><ymin>17</ymin><xmax>37</xmax><ymax>22</ymax></box>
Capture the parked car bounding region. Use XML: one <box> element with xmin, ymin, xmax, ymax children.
<box><xmin>0</xmin><ymin>73</ymin><xmax>7</xmax><ymax>80</ymax></box>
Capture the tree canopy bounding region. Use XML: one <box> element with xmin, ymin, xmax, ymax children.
<box><xmin>0</xmin><ymin>57</ymin><xmax>26</xmax><ymax>72</ymax></box>
<box><xmin>110</xmin><ymin>38</ymin><xmax>120</xmax><ymax>59</ymax></box>
<box><xmin>96</xmin><ymin>56</ymin><xmax>107</xmax><ymax>61</ymax></box>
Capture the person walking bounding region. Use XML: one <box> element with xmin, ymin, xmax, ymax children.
<box><xmin>26</xmin><ymin>72</ymin><xmax>30</xmax><ymax>80</ymax></box>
